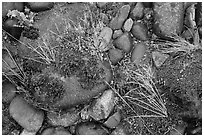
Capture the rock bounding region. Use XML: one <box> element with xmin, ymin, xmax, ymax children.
<box><xmin>9</xmin><ymin>96</ymin><xmax>44</xmax><ymax>132</ymax></box>
<box><xmin>41</xmin><ymin>127</ymin><xmax>71</xmax><ymax>135</ymax></box>
<box><xmin>152</xmin><ymin>51</ymin><xmax>169</xmax><ymax>68</ymax></box>
<box><xmin>143</xmin><ymin>2</ymin><xmax>153</xmax><ymax>8</ymax></box>
<box><xmin>47</xmin><ymin>110</ymin><xmax>79</xmax><ymax>127</ymax></box>
<box><xmin>2</xmin><ymin>2</ymin><xmax>24</xmax><ymax>18</ymax></box>
<box><xmin>153</xmin><ymin>2</ymin><xmax>184</xmax><ymax>39</ymax></box>
<box><xmin>130</xmin><ymin>2</ymin><xmax>144</xmax><ymax>20</ymax></box>
<box><xmin>97</xmin><ymin>2</ymin><xmax>107</xmax><ymax>8</ymax></box>
<box><xmin>131</xmin><ymin>21</ymin><xmax>148</xmax><ymax>41</ymax></box>
<box><xmin>98</xmin><ymin>27</ymin><xmax>113</xmax><ymax>52</ymax></box>
<box><xmin>112</xmin><ymin>29</ymin><xmax>123</xmax><ymax>39</ymax></box>
<box><xmin>109</xmin><ymin>5</ymin><xmax>131</xmax><ymax>30</ymax></box>
<box><xmin>104</xmin><ymin>111</ymin><xmax>121</xmax><ymax>128</ymax></box>
<box><xmin>76</xmin><ymin>122</ymin><xmax>109</xmax><ymax>135</ymax></box>
<box><xmin>131</xmin><ymin>42</ymin><xmax>146</xmax><ymax>64</ymax></box>
<box><xmin>111</xmin><ymin>125</ymin><xmax>127</xmax><ymax>135</ymax></box>
<box><xmin>2</xmin><ymin>81</ymin><xmax>16</xmax><ymax>103</ymax></box>
<box><xmin>89</xmin><ymin>89</ymin><xmax>115</xmax><ymax>121</ymax></box>
<box><xmin>20</xmin><ymin>129</ymin><xmax>36</xmax><ymax>135</ymax></box>
<box><xmin>108</xmin><ymin>48</ymin><xmax>124</xmax><ymax>65</ymax></box>
<box><xmin>27</xmin><ymin>2</ymin><xmax>54</xmax><ymax>12</ymax></box>
<box><xmin>113</xmin><ymin>32</ymin><xmax>133</xmax><ymax>53</ymax></box>
<box><xmin>99</xmin><ymin>13</ymin><xmax>109</xmax><ymax>24</ymax></box>
<box><xmin>123</xmin><ymin>18</ymin><xmax>134</xmax><ymax>32</ymax></box>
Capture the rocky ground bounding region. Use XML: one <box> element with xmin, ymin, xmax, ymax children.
<box><xmin>2</xmin><ymin>2</ymin><xmax>202</xmax><ymax>135</ymax></box>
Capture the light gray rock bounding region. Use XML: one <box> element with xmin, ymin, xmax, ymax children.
<box><xmin>130</xmin><ymin>2</ymin><xmax>144</xmax><ymax>20</ymax></box>
<box><xmin>152</xmin><ymin>51</ymin><xmax>169</xmax><ymax>68</ymax></box>
<box><xmin>9</xmin><ymin>96</ymin><xmax>44</xmax><ymax>132</ymax></box>
<box><xmin>112</xmin><ymin>29</ymin><xmax>123</xmax><ymax>39</ymax></box>
<box><xmin>104</xmin><ymin>111</ymin><xmax>121</xmax><ymax>128</ymax></box>
<box><xmin>20</xmin><ymin>129</ymin><xmax>36</xmax><ymax>135</ymax></box>
<box><xmin>123</xmin><ymin>18</ymin><xmax>134</xmax><ymax>32</ymax></box>
<box><xmin>98</xmin><ymin>27</ymin><xmax>113</xmax><ymax>52</ymax></box>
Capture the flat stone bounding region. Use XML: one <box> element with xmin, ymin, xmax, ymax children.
<box><xmin>9</xmin><ymin>96</ymin><xmax>44</xmax><ymax>132</ymax></box>
<box><xmin>108</xmin><ymin>48</ymin><xmax>124</xmax><ymax>65</ymax></box>
<box><xmin>104</xmin><ymin>111</ymin><xmax>121</xmax><ymax>128</ymax></box>
<box><xmin>109</xmin><ymin>5</ymin><xmax>131</xmax><ymax>30</ymax></box>
<box><xmin>113</xmin><ymin>32</ymin><xmax>133</xmax><ymax>53</ymax></box>
<box><xmin>131</xmin><ymin>42</ymin><xmax>146</xmax><ymax>64</ymax></box>
<box><xmin>153</xmin><ymin>2</ymin><xmax>184</xmax><ymax>39</ymax></box>
<box><xmin>112</xmin><ymin>29</ymin><xmax>123</xmax><ymax>39</ymax></box>
<box><xmin>123</xmin><ymin>18</ymin><xmax>134</xmax><ymax>32</ymax></box>
<box><xmin>98</xmin><ymin>27</ymin><xmax>113</xmax><ymax>52</ymax></box>
<box><xmin>130</xmin><ymin>2</ymin><xmax>144</xmax><ymax>20</ymax></box>
<box><xmin>89</xmin><ymin>89</ymin><xmax>115</xmax><ymax>121</ymax></box>
<box><xmin>152</xmin><ymin>51</ymin><xmax>169</xmax><ymax>68</ymax></box>
<box><xmin>131</xmin><ymin>21</ymin><xmax>148</xmax><ymax>41</ymax></box>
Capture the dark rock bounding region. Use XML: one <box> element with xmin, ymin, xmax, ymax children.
<box><xmin>131</xmin><ymin>21</ymin><xmax>148</xmax><ymax>40</ymax></box>
<box><xmin>130</xmin><ymin>2</ymin><xmax>144</xmax><ymax>20</ymax></box>
<box><xmin>143</xmin><ymin>2</ymin><xmax>153</xmax><ymax>8</ymax></box>
<box><xmin>153</xmin><ymin>2</ymin><xmax>184</xmax><ymax>39</ymax></box>
<box><xmin>97</xmin><ymin>2</ymin><xmax>107</xmax><ymax>8</ymax></box>
<box><xmin>109</xmin><ymin>48</ymin><xmax>124</xmax><ymax>65</ymax></box>
<box><xmin>112</xmin><ymin>29</ymin><xmax>123</xmax><ymax>39</ymax></box>
<box><xmin>2</xmin><ymin>81</ymin><xmax>16</xmax><ymax>103</ymax></box>
<box><xmin>76</xmin><ymin>122</ymin><xmax>109</xmax><ymax>135</ymax></box>
<box><xmin>27</xmin><ymin>2</ymin><xmax>54</xmax><ymax>12</ymax></box>
<box><xmin>2</xmin><ymin>2</ymin><xmax>24</xmax><ymax>18</ymax></box>
<box><xmin>109</xmin><ymin>5</ymin><xmax>131</xmax><ymax>30</ymax></box>
<box><xmin>195</xmin><ymin>2</ymin><xmax>202</xmax><ymax>27</ymax></box>
<box><xmin>131</xmin><ymin>42</ymin><xmax>146</xmax><ymax>64</ymax></box>
<box><xmin>9</xmin><ymin>96</ymin><xmax>44</xmax><ymax>132</ymax></box>
<box><xmin>113</xmin><ymin>32</ymin><xmax>133</xmax><ymax>53</ymax></box>
<box><xmin>104</xmin><ymin>111</ymin><xmax>121</xmax><ymax>128</ymax></box>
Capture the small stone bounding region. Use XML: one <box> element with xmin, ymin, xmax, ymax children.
<box><xmin>131</xmin><ymin>21</ymin><xmax>148</xmax><ymax>41</ymax></box>
<box><xmin>113</xmin><ymin>32</ymin><xmax>133</xmax><ymax>53</ymax></box>
<box><xmin>130</xmin><ymin>2</ymin><xmax>144</xmax><ymax>20</ymax></box>
<box><xmin>41</xmin><ymin>127</ymin><xmax>71</xmax><ymax>135</ymax></box>
<box><xmin>2</xmin><ymin>81</ymin><xmax>16</xmax><ymax>103</ymax></box>
<box><xmin>131</xmin><ymin>42</ymin><xmax>146</xmax><ymax>64</ymax></box>
<box><xmin>104</xmin><ymin>111</ymin><xmax>121</xmax><ymax>128</ymax></box>
<box><xmin>152</xmin><ymin>51</ymin><xmax>169</xmax><ymax>68</ymax></box>
<box><xmin>27</xmin><ymin>2</ymin><xmax>54</xmax><ymax>12</ymax></box>
<box><xmin>89</xmin><ymin>89</ymin><xmax>115</xmax><ymax>121</ymax></box>
<box><xmin>123</xmin><ymin>18</ymin><xmax>134</xmax><ymax>32</ymax></box>
<box><xmin>109</xmin><ymin>5</ymin><xmax>131</xmax><ymax>30</ymax></box>
<box><xmin>76</xmin><ymin>122</ymin><xmax>109</xmax><ymax>135</ymax></box>
<box><xmin>9</xmin><ymin>96</ymin><xmax>44</xmax><ymax>132</ymax></box>
<box><xmin>108</xmin><ymin>48</ymin><xmax>124</xmax><ymax>65</ymax></box>
<box><xmin>97</xmin><ymin>2</ymin><xmax>107</xmax><ymax>8</ymax></box>
<box><xmin>20</xmin><ymin>129</ymin><xmax>36</xmax><ymax>135</ymax></box>
<box><xmin>112</xmin><ymin>29</ymin><xmax>123</xmax><ymax>39</ymax></box>
<box><xmin>47</xmin><ymin>110</ymin><xmax>79</xmax><ymax>127</ymax></box>
<box><xmin>98</xmin><ymin>27</ymin><xmax>113</xmax><ymax>52</ymax></box>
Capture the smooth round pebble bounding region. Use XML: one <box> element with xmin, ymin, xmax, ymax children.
<box><xmin>108</xmin><ymin>48</ymin><xmax>124</xmax><ymax>65</ymax></box>
<box><xmin>123</xmin><ymin>18</ymin><xmax>134</xmax><ymax>32</ymax></box>
<box><xmin>104</xmin><ymin>111</ymin><xmax>121</xmax><ymax>128</ymax></box>
<box><xmin>131</xmin><ymin>42</ymin><xmax>146</xmax><ymax>64</ymax></box>
<box><xmin>131</xmin><ymin>22</ymin><xmax>148</xmax><ymax>41</ymax></box>
<box><xmin>112</xmin><ymin>29</ymin><xmax>123</xmax><ymax>39</ymax></box>
<box><xmin>130</xmin><ymin>2</ymin><xmax>144</xmax><ymax>20</ymax></box>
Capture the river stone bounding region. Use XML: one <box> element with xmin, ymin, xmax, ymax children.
<box><xmin>76</xmin><ymin>122</ymin><xmax>109</xmax><ymax>135</ymax></box>
<box><xmin>108</xmin><ymin>48</ymin><xmax>124</xmax><ymax>65</ymax></box>
<box><xmin>47</xmin><ymin>110</ymin><xmax>79</xmax><ymax>127</ymax></box>
<box><xmin>152</xmin><ymin>51</ymin><xmax>169</xmax><ymax>68</ymax></box>
<box><xmin>113</xmin><ymin>32</ymin><xmax>133</xmax><ymax>53</ymax></box>
<box><xmin>89</xmin><ymin>89</ymin><xmax>115</xmax><ymax>121</ymax></box>
<box><xmin>104</xmin><ymin>111</ymin><xmax>121</xmax><ymax>128</ymax></box>
<box><xmin>9</xmin><ymin>96</ymin><xmax>44</xmax><ymax>132</ymax></box>
<box><xmin>2</xmin><ymin>81</ymin><xmax>16</xmax><ymax>103</ymax></box>
<box><xmin>153</xmin><ymin>2</ymin><xmax>184</xmax><ymax>39</ymax></box>
<box><xmin>98</xmin><ymin>27</ymin><xmax>113</xmax><ymax>52</ymax></box>
<box><xmin>123</xmin><ymin>18</ymin><xmax>134</xmax><ymax>32</ymax></box>
<box><xmin>131</xmin><ymin>42</ymin><xmax>146</xmax><ymax>64</ymax></box>
<box><xmin>131</xmin><ymin>21</ymin><xmax>148</xmax><ymax>41</ymax></box>
<box><xmin>109</xmin><ymin>5</ymin><xmax>131</xmax><ymax>30</ymax></box>
<box><xmin>27</xmin><ymin>2</ymin><xmax>54</xmax><ymax>12</ymax></box>
<box><xmin>130</xmin><ymin>2</ymin><xmax>144</xmax><ymax>20</ymax></box>
<box><xmin>112</xmin><ymin>29</ymin><xmax>123</xmax><ymax>39</ymax></box>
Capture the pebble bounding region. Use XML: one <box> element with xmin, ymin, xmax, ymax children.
<box><xmin>131</xmin><ymin>21</ymin><xmax>148</xmax><ymax>41</ymax></box>
<box><xmin>20</xmin><ymin>129</ymin><xmax>36</xmax><ymax>135</ymax></box>
<box><xmin>123</xmin><ymin>18</ymin><xmax>134</xmax><ymax>32</ymax></box>
<box><xmin>98</xmin><ymin>27</ymin><xmax>113</xmax><ymax>52</ymax></box>
<box><xmin>89</xmin><ymin>89</ymin><xmax>115</xmax><ymax>121</ymax></box>
<box><xmin>152</xmin><ymin>51</ymin><xmax>169</xmax><ymax>68</ymax></box>
<box><xmin>130</xmin><ymin>2</ymin><xmax>144</xmax><ymax>20</ymax></box>
<box><xmin>41</xmin><ymin>127</ymin><xmax>71</xmax><ymax>135</ymax></box>
<box><xmin>76</xmin><ymin>122</ymin><xmax>109</xmax><ymax>135</ymax></box>
<box><xmin>153</xmin><ymin>2</ymin><xmax>184</xmax><ymax>39</ymax></box>
<box><xmin>2</xmin><ymin>2</ymin><xmax>24</xmax><ymax>18</ymax></box>
<box><xmin>109</xmin><ymin>5</ymin><xmax>131</xmax><ymax>30</ymax></box>
<box><xmin>97</xmin><ymin>2</ymin><xmax>107</xmax><ymax>8</ymax></box>
<box><xmin>27</xmin><ymin>2</ymin><xmax>54</xmax><ymax>12</ymax></box>
<box><xmin>47</xmin><ymin>110</ymin><xmax>79</xmax><ymax>127</ymax></box>
<box><xmin>2</xmin><ymin>81</ymin><xmax>16</xmax><ymax>103</ymax></box>
<box><xmin>112</xmin><ymin>29</ymin><xmax>123</xmax><ymax>39</ymax></box>
<box><xmin>131</xmin><ymin>42</ymin><xmax>146</xmax><ymax>64</ymax></box>
<box><xmin>9</xmin><ymin>96</ymin><xmax>44</xmax><ymax>132</ymax></box>
<box><xmin>104</xmin><ymin>111</ymin><xmax>121</xmax><ymax>128</ymax></box>
<box><xmin>108</xmin><ymin>48</ymin><xmax>124</xmax><ymax>65</ymax></box>
<box><xmin>113</xmin><ymin>32</ymin><xmax>133</xmax><ymax>53</ymax></box>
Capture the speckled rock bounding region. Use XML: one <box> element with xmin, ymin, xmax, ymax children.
<box><xmin>9</xmin><ymin>96</ymin><xmax>44</xmax><ymax>132</ymax></box>
<box><xmin>113</xmin><ymin>32</ymin><xmax>133</xmax><ymax>53</ymax></box>
<box><xmin>112</xmin><ymin>29</ymin><xmax>123</xmax><ymax>39</ymax></box>
<box><xmin>27</xmin><ymin>2</ymin><xmax>54</xmax><ymax>12</ymax></box>
<box><xmin>152</xmin><ymin>51</ymin><xmax>169</xmax><ymax>68</ymax></box>
<box><xmin>41</xmin><ymin>127</ymin><xmax>71</xmax><ymax>135</ymax></box>
<box><xmin>123</xmin><ymin>18</ymin><xmax>134</xmax><ymax>32</ymax></box>
<box><xmin>109</xmin><ymin>5</ymin><xmax>131</xmax><ymax>30</ymax></box>
<box><xmin>98</xmin><ymin>27</ymin><xmax>113</xmax><ymax>52</ymax></box>
<box><xmin>108</xmin><ymin>48</ymin><xmax>124</xmax><ymax>65</ymax></box>
<box><xmin>104</xmin><ymin>111</ymin><xmax>121</xmax><ymax>128</ymax></box>
<box><xmin>130</xmin><ymin>2</ymin><xmax>144</xmax><ymax>20</ymax></box>
<box><xmin>47</xmin><ymin>110</ymin><xmax>79</xmax><ymax>127</ymax></box>
<box><xmin>2</xmin><ymin>81</ymin><xmax>16</xmax><ymax>103</ymax></box>
<box><xmin>89</xmin><ymin>89</ymin><xmax>115</xmax><ymax>121</ymax></box>
<box><xmin>2</xmin><ymin>2</ymin><xmax>24</xmax><ymax>18</ymax></box>
<box><xmin>131</xmin><ymin>42</ymin><xmax>146</xmax><ymax>64</ymax></box>
<box><xmin>76</xmin><ymin>122</ymin><xmax>109</xmax><ymax>135</ymax></box>
<box><xmin>131</xmin><ymin>21</ymin><xmax>148</xmax><ymax>41</ymax></box>
<box><xmin>153</xmin><ymin>2</ymin><xmax>184</xmax><ymax>38</ymax></box>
